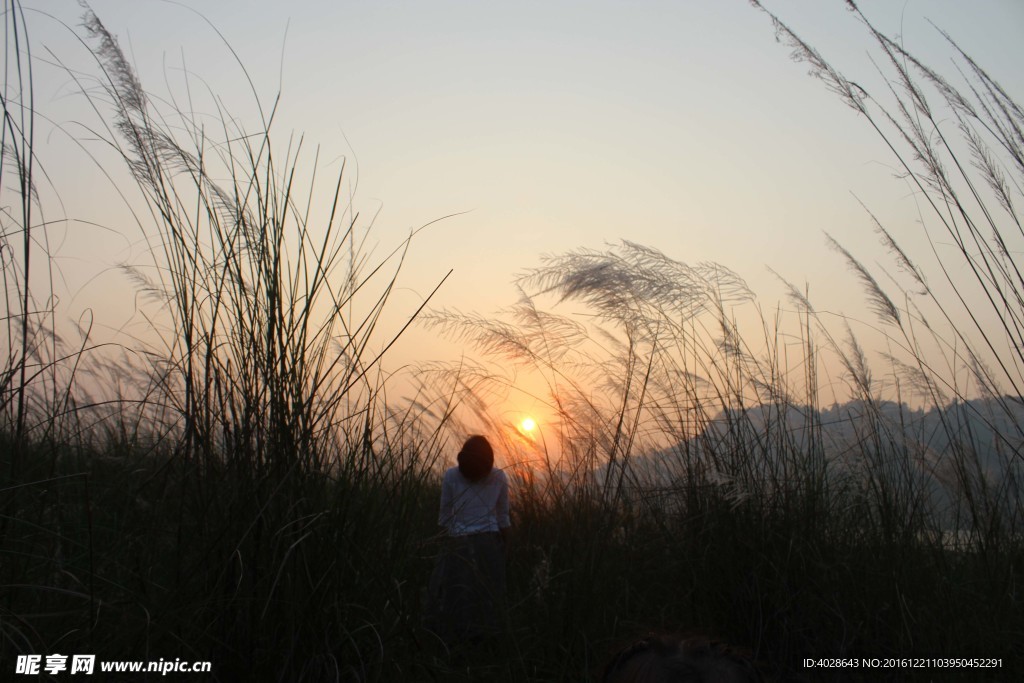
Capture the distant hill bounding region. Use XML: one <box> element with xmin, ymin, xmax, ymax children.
<box><xmin>606</xmin><ymin>396</ymin><xmax>1024</xmax><ymax>519</ymax></box>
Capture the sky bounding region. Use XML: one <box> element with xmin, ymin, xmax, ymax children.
<box><xmin>12</xmin><ymin>0</ymin><xmax>1024</xmax><ymax>432</ymax></box>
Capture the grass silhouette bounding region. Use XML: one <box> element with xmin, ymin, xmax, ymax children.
<box><xmin>1</xmin><ymin>2</ymin><xmax>1021</xmax><ymax>681</ymax></box>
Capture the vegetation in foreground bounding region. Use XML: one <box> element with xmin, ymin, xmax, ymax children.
<box><xmin>2</xmin><ymin>2</ymin><xmax>1022</xmax><ymax>681</ymax></box>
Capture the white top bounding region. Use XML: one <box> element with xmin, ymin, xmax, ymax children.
<box><xmin>438</xmin><ymin>467</ymin><xmax>511</xmax><ymax>536</ymax></box>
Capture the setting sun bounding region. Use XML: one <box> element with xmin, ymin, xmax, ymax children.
<box><xmin>519</xmin><ymin>417</ymin><xmax>537</xmax><ymax>433</ymax></box>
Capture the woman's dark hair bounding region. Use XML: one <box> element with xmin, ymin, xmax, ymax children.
<box><xmin>457</xmin><ymin>435</ymin><xmax>494</xmax><ymax>482</ymax></box>
<box><xmin>602</xmin><ymin>634</ymin><xmax>762</xmax><ymax>683</ymax></box>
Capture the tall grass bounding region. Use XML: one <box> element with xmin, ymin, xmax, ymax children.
<box><xmin>2</xmin><ymin>1</ymin><xmax>1022</xmax><ymax>681</ymax></box>
<box><xmin>418</xmin><ymin>3</ymin><xmax>1024</xmax><ymax>678</ymax></box>
<box><xmin>0</xmin><ymin>0</ymin><xmax>77</xmax><ymax>465</ymax></box>
<box><xmin>752</xmin><ymin>0</ymin><xmax>1024</xmax><ymax>546</ymax></box>
<box><xmin>2</xmin><ymin>5</ymin><xmax>457</xmax><ymax>680</ymax></box>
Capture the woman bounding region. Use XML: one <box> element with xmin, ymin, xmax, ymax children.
<box><xmin>426</xmin><ymin>435</ymin><xmax>510</xmax><ymax>647</ymax></box>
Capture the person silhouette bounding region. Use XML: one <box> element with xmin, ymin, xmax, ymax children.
<box><xmin>425</xmin><ymin>435</ymin><xmax>511</xmax><ymax>648</ymax></box>
<box><xmin>602</xmin><ymin>634</ymin><xmax>764</xmax><ymax>683</ymax></box>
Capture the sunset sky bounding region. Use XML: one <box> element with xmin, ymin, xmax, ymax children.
<box><xmin>16</xmin><ymin>0</ymin><xmax>1024</xmax><ymax>431</ymax></box>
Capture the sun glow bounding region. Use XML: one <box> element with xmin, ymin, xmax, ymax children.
<box><xmin>519</xmin><ymin>417</ymin><xmax>537</xmax><ymax>433</ymax></box>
